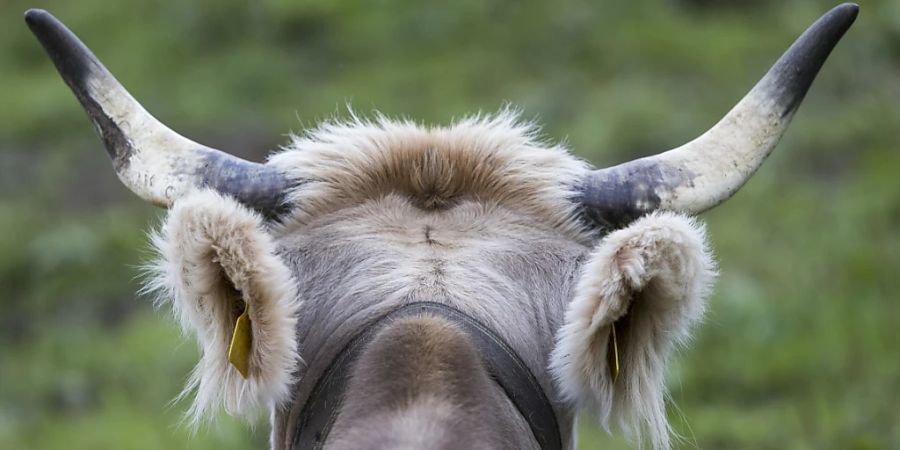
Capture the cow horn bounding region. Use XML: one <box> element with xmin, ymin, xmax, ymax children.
<box><xmin>24</xmin><ymin>9</ymin><xmax>288</xmax><ymax>214</ymax></box>
<box><xmin>578</xmin><ymin>3</ymin><xmax>858</xmax><ymax>229</ymax></box>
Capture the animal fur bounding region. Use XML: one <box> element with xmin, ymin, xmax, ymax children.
<box><xmin>144</xmin><ymin>189</ymin><xmax>301</xmax><ymax>423</ymax></box>
<box><xmin>145</xmin><ymin>113</ymin><xmax>717</xmax><ymax>450</ymax></box>
<box><xmin>268</xmin><ymin>110</ymin><xmax>593</xmax><ymax>243</ymax></box>
<box><xmin>550</xmin><ymin>211</ymin><xmax>716</xmax><ymax>450</ymax></box>
<box><xmin>263</xmin><ymin>112</ymin><xmax>590</xmax><ymax>449</ymax></box>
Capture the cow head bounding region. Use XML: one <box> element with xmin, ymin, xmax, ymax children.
<box><xmin>26</xmin><ymin>4</ymin><xmax>856</xmax><ymax>449</ymax></box>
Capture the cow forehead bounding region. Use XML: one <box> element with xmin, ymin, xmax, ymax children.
<box><xmin>266</xmin><ymin>112</ymin><xmax>593</xmax><ymax>243</ymax></box>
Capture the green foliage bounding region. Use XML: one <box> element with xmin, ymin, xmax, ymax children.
<box><xmin>1</xmin><ymin>0</ymin><xmax>898</xmax><ymax>448</ymax></box>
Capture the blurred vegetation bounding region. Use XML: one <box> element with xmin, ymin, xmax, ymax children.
<box><xmin>1</xmin><ymin>0</ymin><xmax>898</xmax><ymax>448</ymax></box>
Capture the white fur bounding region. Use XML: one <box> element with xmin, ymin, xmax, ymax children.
<box><xmin>268</xmin><ymin>110</ymin><xmax>593</xmax><ymax>243</ymax></box>
<box><xmin>144</xmin><ymin>190</ymin><xmax>301</xmax><ymax>424</ymax></box>
<box><xmin>549</xmin><ymin>212</ymin><xmax>717</xmax><ymax>450</ymax></box>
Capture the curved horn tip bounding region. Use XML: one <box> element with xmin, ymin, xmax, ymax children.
<box><xmin>832</xmin><ymin>3</ymin><xmax>859</xmax><ymax>31</ymax></box>
<box><xmin>23</xmin><ymin>8</ymin><xmax>51</xmax><ymax>24</ymax></box>
<box><xmin>825</xmin><ymin>3</ymin><xmax>859</xmax><ymax>33</ymax></box>
<box><xmin>578</xmin><ymin>4</ymin><xmax>858</xmax><ymax>225</ymax></box>
<box><xmin>764</xmin><ymin>2</ymin><xmax>858</xmax><ymax>118</ymax></box>
<box><xmin>24</xmin><ymin>9</ymin><xmax>290</xmax><ymax>214</ymax></box>
<box><xmin>835</xmin><ymin>3</ymin><xmax>859</xmax><ymax>16</ymax></box>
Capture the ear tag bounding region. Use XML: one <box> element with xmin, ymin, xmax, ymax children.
<box><xmin>607</xmin><ymin>321</ymin><xmax>621</xmax><ymax>383</ymax></box>
<box><xmin>228</xmin><ymin>305</ymin><xmax>252</xmax><ymax>379</ymax></box>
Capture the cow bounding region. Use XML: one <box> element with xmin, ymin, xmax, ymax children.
<box><xmin>25</xmin><ymin>4</ymin><xmax>857</xmax><ymax>450</ymax></box>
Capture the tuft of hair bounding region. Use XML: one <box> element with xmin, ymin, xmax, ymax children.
<box><xmin>549</xmin><ymin>211</ymin><xmax>717</xmax><ymax>450</ymax></box>
<box><xmin>142</xmin><ymin>189</ymin><xmax>301</xmax><ymax>425</ymax></box>
<box><xmin>267</xmin><ymin>109</ymin><xmax>593</xmax><ymax>243</ymax></box>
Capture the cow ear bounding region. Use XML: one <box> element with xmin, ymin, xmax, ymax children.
<box><xmin>145</xmin><ymin>189</ymin><xmax>301</xmax><ymax>424</ymax></box>
<box><xmin>550</xmin><ymin>212</ymin><xmax>716</xmax><ymax>450</ymax></box>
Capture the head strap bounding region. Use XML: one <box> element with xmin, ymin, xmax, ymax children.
<box><xmin>291</xmin><ymin>301</ymin><xmax>562</xmax><ymax>450</ymax></box>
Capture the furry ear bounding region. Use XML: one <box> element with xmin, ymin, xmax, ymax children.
<box><xmin>144</xmin><ymin>190</ymin><xmax>301</xmax><ymax>424</ymax></box>
<box><xmin>550</xmin><ymin>212</ymin><xmax>716</xmax><ymax>450</ymax></box>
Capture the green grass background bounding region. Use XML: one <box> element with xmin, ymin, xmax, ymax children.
<box><xmin>1</xmin><ymin>0</ymin><xmax>898</xmax><ymax>448</ymax></box>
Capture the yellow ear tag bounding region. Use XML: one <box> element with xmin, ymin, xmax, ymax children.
<box><xmin>607</xmin><ymin>321</ymin><xmax>620</xmax><ymax>383</ymax></box>
<box><xmin>228</xmin><ymin>306</ymin><xmax>252</xmax><ymax>379</ymax></box>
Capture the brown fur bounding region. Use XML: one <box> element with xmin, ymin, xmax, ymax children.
<box><xmin>268</xmin><ymin>112</ymin><xmax>592</xmax><ymax>243</ymax></box>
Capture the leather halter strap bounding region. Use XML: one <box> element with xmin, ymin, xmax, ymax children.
<box><xmin>290</xmin><ymin>301</ymin><xmax>562</xmax><ymax>450</ymax></box>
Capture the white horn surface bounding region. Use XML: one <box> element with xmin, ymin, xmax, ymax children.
<box><xmin>579</xmin><ymin>3</ymin><xmax>858</xmax><ymax>229</ymax></box>
<box><xmin>25</xmin><ymin>9</ymin><xmax>288</xmax><ymax>214</ymax></box>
